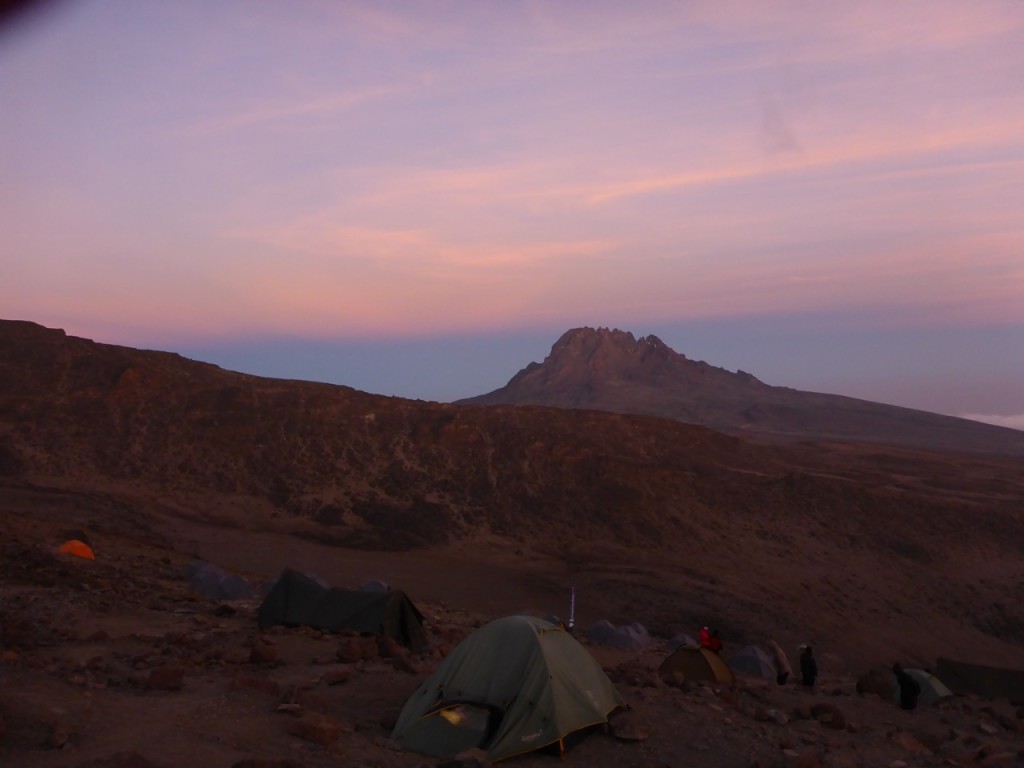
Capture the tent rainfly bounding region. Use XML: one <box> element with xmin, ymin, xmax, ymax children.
<box><xmin>391</xmin><ymin>615</ymin><xmax>624</xmax><ymax>762</ymax></box>
<box><xmin>58</xmin><ymin>539</ymin><xmax>95</xmax><ymax>560</ymax></box>
<box><xmin>257</xmin><ymin>568</ymin><xmax>427</xmax><ymax>650</ymax></box>
<box><xmin>658</xmin><ymin>646</ymin><xmax>734</xmax><ymax>686</ymax></box>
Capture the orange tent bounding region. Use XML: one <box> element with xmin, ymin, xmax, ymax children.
<box><xmin>58</xmin><ymin>539</ymin><xmax>95</xmax><ymax>560</ymax></box>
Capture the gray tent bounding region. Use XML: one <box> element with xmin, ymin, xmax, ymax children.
<box><xmin>185</xmin><ymin>561</ymin><xmax>258</xmax><ymax>600</ymax></box>
<box><xmin>587</xmin><ymin>619</ymin><xmax>651</xmax><ymax>650</ymax></box>
<box><xmin>935</xmin><ymin>658</ymin><xmax>1024</xmax><ymax>704</ymax></box>
<box><xmin>892</xmin><ymin>668</ymin><xmax>953</xmax><ymax>705</ymax></box>
<box><xmin>668</xmin><ymin>633</ymin><xmax>697</xmax><ymax>651</ymax></box>
<box><xmin>728</xmin><ymin>645</ymin><xmax>777</xmax><ymax>678</ymax></box>
<box><xmin>588</xmin><ymin>619</ymin><xmax>616</xmax><ymax>645</ymax></box>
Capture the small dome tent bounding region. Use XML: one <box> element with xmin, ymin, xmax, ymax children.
<box><xmin>729</xmin><ymin>644</ymin><xmax>777</xmax><ymax>679</ymax></box>
<box><xmin>185</xmin><ymin>561</ymin><xmax>258</xmax><ymax>600</ymax></box>
<box><xmin>892</xmin><ymin>668</ymin><xmax>953</xmax><ymax>705</ymax></box>
<box><xmin>658</xmin><ymin>646</ymin><xmax>734</xmax><ymax>686</ymax></box>
<box><xmin>392</xmin><ymin>615</ymin><xmax>624</xmax><ymax>762</ymax></box>
<box><xmin>58</xmin><ymin>539</ymin><xmax>95</xmax><ymax>560</ymax></box>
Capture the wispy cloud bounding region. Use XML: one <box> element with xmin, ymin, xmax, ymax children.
<box><xmin>178</xmin><ymin>86</ymin><xmax>398</xmax><ymax>133</ymax></box>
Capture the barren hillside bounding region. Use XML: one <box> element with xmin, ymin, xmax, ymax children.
<box><xmin>1</xmin><ymin>318</ymin><xmax>1023</xmax><ymax>672</ymax></box>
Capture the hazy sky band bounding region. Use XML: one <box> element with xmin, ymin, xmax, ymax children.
<box><xmin>2</xmin><ymin>2</ymin><xmax>1022</xmax><ymax>424</ymax></box>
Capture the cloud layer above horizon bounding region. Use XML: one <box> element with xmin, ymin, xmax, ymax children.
<box><xmin>2</xmin><ymin>2</ymin><xmax>1022</xmax><ymax>420</ymax></box>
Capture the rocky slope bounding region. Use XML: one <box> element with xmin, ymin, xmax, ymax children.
<box><xmin>2</xmin><ymin>516</ymin><xmax>1023</xmax><ymax>768</ymax></box>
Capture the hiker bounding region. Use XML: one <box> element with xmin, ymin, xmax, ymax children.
<box><xmin>799</xmin><ymin>645</ymin><xmax>817</xmax><ymax>687</ymax></box>
<box><xmin>767</xmin><ymin>638</ymin><xmax>792</xmax><ymax>685</ymax></box>
<box><xmin>707</xmin><ymin>629</ymin><xmax>723</xmax><ymax>654</ymax></box>
<box><xmin>699</xmin><ymin>626</ymin><xmax>711</xmax><ymax>649</ymax></box>
<box><xmin>893</xmin><ymin>663</ymin><xmax>921</xmax><ymax>710</ymax></box>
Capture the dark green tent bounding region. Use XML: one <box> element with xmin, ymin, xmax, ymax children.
<box><xmin>936</xmin><ymin>657</ymin><xmax>1024</xmax><ymax>704</ymax></box>
<box><xmin>258</xmin><ymin>568</ymin><xmax>427</xmax><ymax>650</ymax></box>
<box><xmin>391</xmin><ymin>615</ymin><xmax>623</xmax><ymax>762</ymax></box>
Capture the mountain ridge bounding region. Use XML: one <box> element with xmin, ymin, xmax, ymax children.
<box><xmin>2</xmin><ymin>318</ymin><xmax>1023</xmax><ymax>670</ymax></box>
<box><xmin>457</xmin><ymin>326</ymin><xmax>1024</xmax><ymax>456</ymax></box>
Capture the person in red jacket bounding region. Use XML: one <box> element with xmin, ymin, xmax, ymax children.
<box><xmin>700</xmin><ymin>626</ymin><xmax>723</xmax><ymax>653</ymax></box>
<box><xmin>707</xmin><ymin>629</ymin><xmax>723</xmax><ymax>653</ymax></box>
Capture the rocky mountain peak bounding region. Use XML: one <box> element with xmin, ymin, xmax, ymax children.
<box><xmin>551</xmin><ymin>327</ymin><xmax>673</xmax><ymax>358</ymax></box>
<box><xmin>543</xmin><ymin>326</ymin><xmax>678</xmax><ymax>376</ymax></box>
<box><xmin>457</xmin><ymin>326</ymin><xmax>1024</xmax><ymax>455</ymax></box>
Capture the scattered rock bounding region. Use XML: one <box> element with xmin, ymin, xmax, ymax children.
<box><xmin>286</xmin><ymin>713</ymin><xmax>345</xmax><ymax>747</ymax></box>
<box><xmin>856</xmin><ymin>666</ymin><xmax>895</xmax><ymax>699</ymax></box>
<box><xmin>250</xmin><ymin>641</ymin><xmax>280</xmax><ymax>665</ymax></box>
<box><xmin>320</xmin><ymin>666</ymin><xmax>354</xmax><ymax>686</ymax></box>
<box><xmin>795</xmin><ymin>751</ymin><xmax>825</xmax><ymax>768</ymax></box>
<box><xmin>144</xmin><ymin>666</ymin><xmax>184</xmax><ymax>691</ymax></box>
<box><xmin>890</xmin><ymin>730</ymin><xmax>932</xmax><ymax>755</ymax></box>
<box><xmin>978</xmin><ymin>752</ymin><xmax>1022</xmax><ymax>768</ymax></box>
<box><xmin>376</xmin><ymin>635</ymin><xmax>403</xmax><ymax>659</ymax></box>
<box><xmin>49</xmin><ymin>720</ymin><xmax>72</xmax><ymax>749</ymax></box>
<box><xmin>810</xmin><ymin>703</ymin><xmax>846</xmax><ymax>730</ymax></box>
<box><xmin>390</xmin><ymin>649</ymin><xmax>420</xmax><ymax>674</ymax></box>
<box><xmin>336</xmin><ymin>636</ymin><xmax>376</xmax><ymax>663</ymax></box>
<box><xmin>611</xmin><ymin>711</ymin><xmax>650</xmax><ymax>741</ymax></box>
<box><xmin>717</xmin><ymin>689</ymin><xmax>740</xmax><ymax>710</ymax></box>
<box><xmin>72</xmin><ymin>752</ymin><xmax>171</xmax><ymax>768</ymax></box>
<box><xmin>437</xmin><ymin>747</ymin><xmax>493</xmax><ymax>767</ymax></box>
<box><xmin>229</xmin><ymin>675</ymin><xmax>281</xmax><ymax>697</ymax></box>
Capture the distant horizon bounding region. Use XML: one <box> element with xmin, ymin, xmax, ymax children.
<box><xmin>3</xmin><ymin>3</ymin><xmax>1022</xmax><ymax>430</ymax></box>
<box><xmin>12</xmin><ymin>315</ymin><xmax>1022</xmax><ymax>432</ymax></box>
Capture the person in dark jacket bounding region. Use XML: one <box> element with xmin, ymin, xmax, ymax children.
<box><xmin>893</xmin><ymin>663</ymin><xmax>921</xmax><ymax>710</ymax></box>
<box><xmin>799</xmin><ymin>645</ymin><xmax>817</xmax><ymax>687</ymax></box>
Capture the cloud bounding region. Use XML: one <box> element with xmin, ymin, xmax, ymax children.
<box><xmin>178</xmin><ymin>86</ymin><xmax>398</xmax><ymax>133</ymax></box>
<box><xmin>958</xmin><ymin>413</ymin><xmax>1024</xmax><ymax>431</ymax></box>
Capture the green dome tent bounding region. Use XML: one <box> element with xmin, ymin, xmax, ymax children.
<box><xmin>391</xmin><ymin>615</ymin><xmax>623</xmax><ymax>762</ymax></box>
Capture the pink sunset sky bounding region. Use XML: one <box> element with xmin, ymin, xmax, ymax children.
<box><xmin>2</xmin><ymin>2</ymin><xmax>1022</xmax><ymax>427</ymax></box>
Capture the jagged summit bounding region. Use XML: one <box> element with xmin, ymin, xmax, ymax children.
<box><xmin>457</xmin><ymin>326</ymin><xmax>1024</xmax><ymax>455</ymax></box>
<box><xmin>484</xmin><ymin>327</ymin><xmax>764</xmax><ymax>413</ymax></box>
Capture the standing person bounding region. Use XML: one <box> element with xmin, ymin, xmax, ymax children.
<box><xmin>893</xmin><ymin>663</ymin><xmax>921</xmax><ymax>710</ymax></box>
<box><xmin>767</xmin><ymin>639</ymin><xmax>792</xmax><ymax>685</ymax></box>
<box><xmin>799</xmin><ymin>645</ymin><xmax>817</xmax><ymax>687</ymax></box>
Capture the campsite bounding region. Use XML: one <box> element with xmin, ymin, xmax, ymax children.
<box><xmin>1</xmin><ymin>321</ymin><xmax>1023</xmax><ymax>766</ymax></box>
<box><xmin>2</xmin><ymin>510</ymin><xmax>1023</xmax><ymax>768</ymax></box>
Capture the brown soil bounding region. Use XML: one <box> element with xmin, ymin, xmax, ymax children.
<box><xmin>2</xmin><ymin>501</ymin><xmax>1023</xmax><ymax>768</ymax></box>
